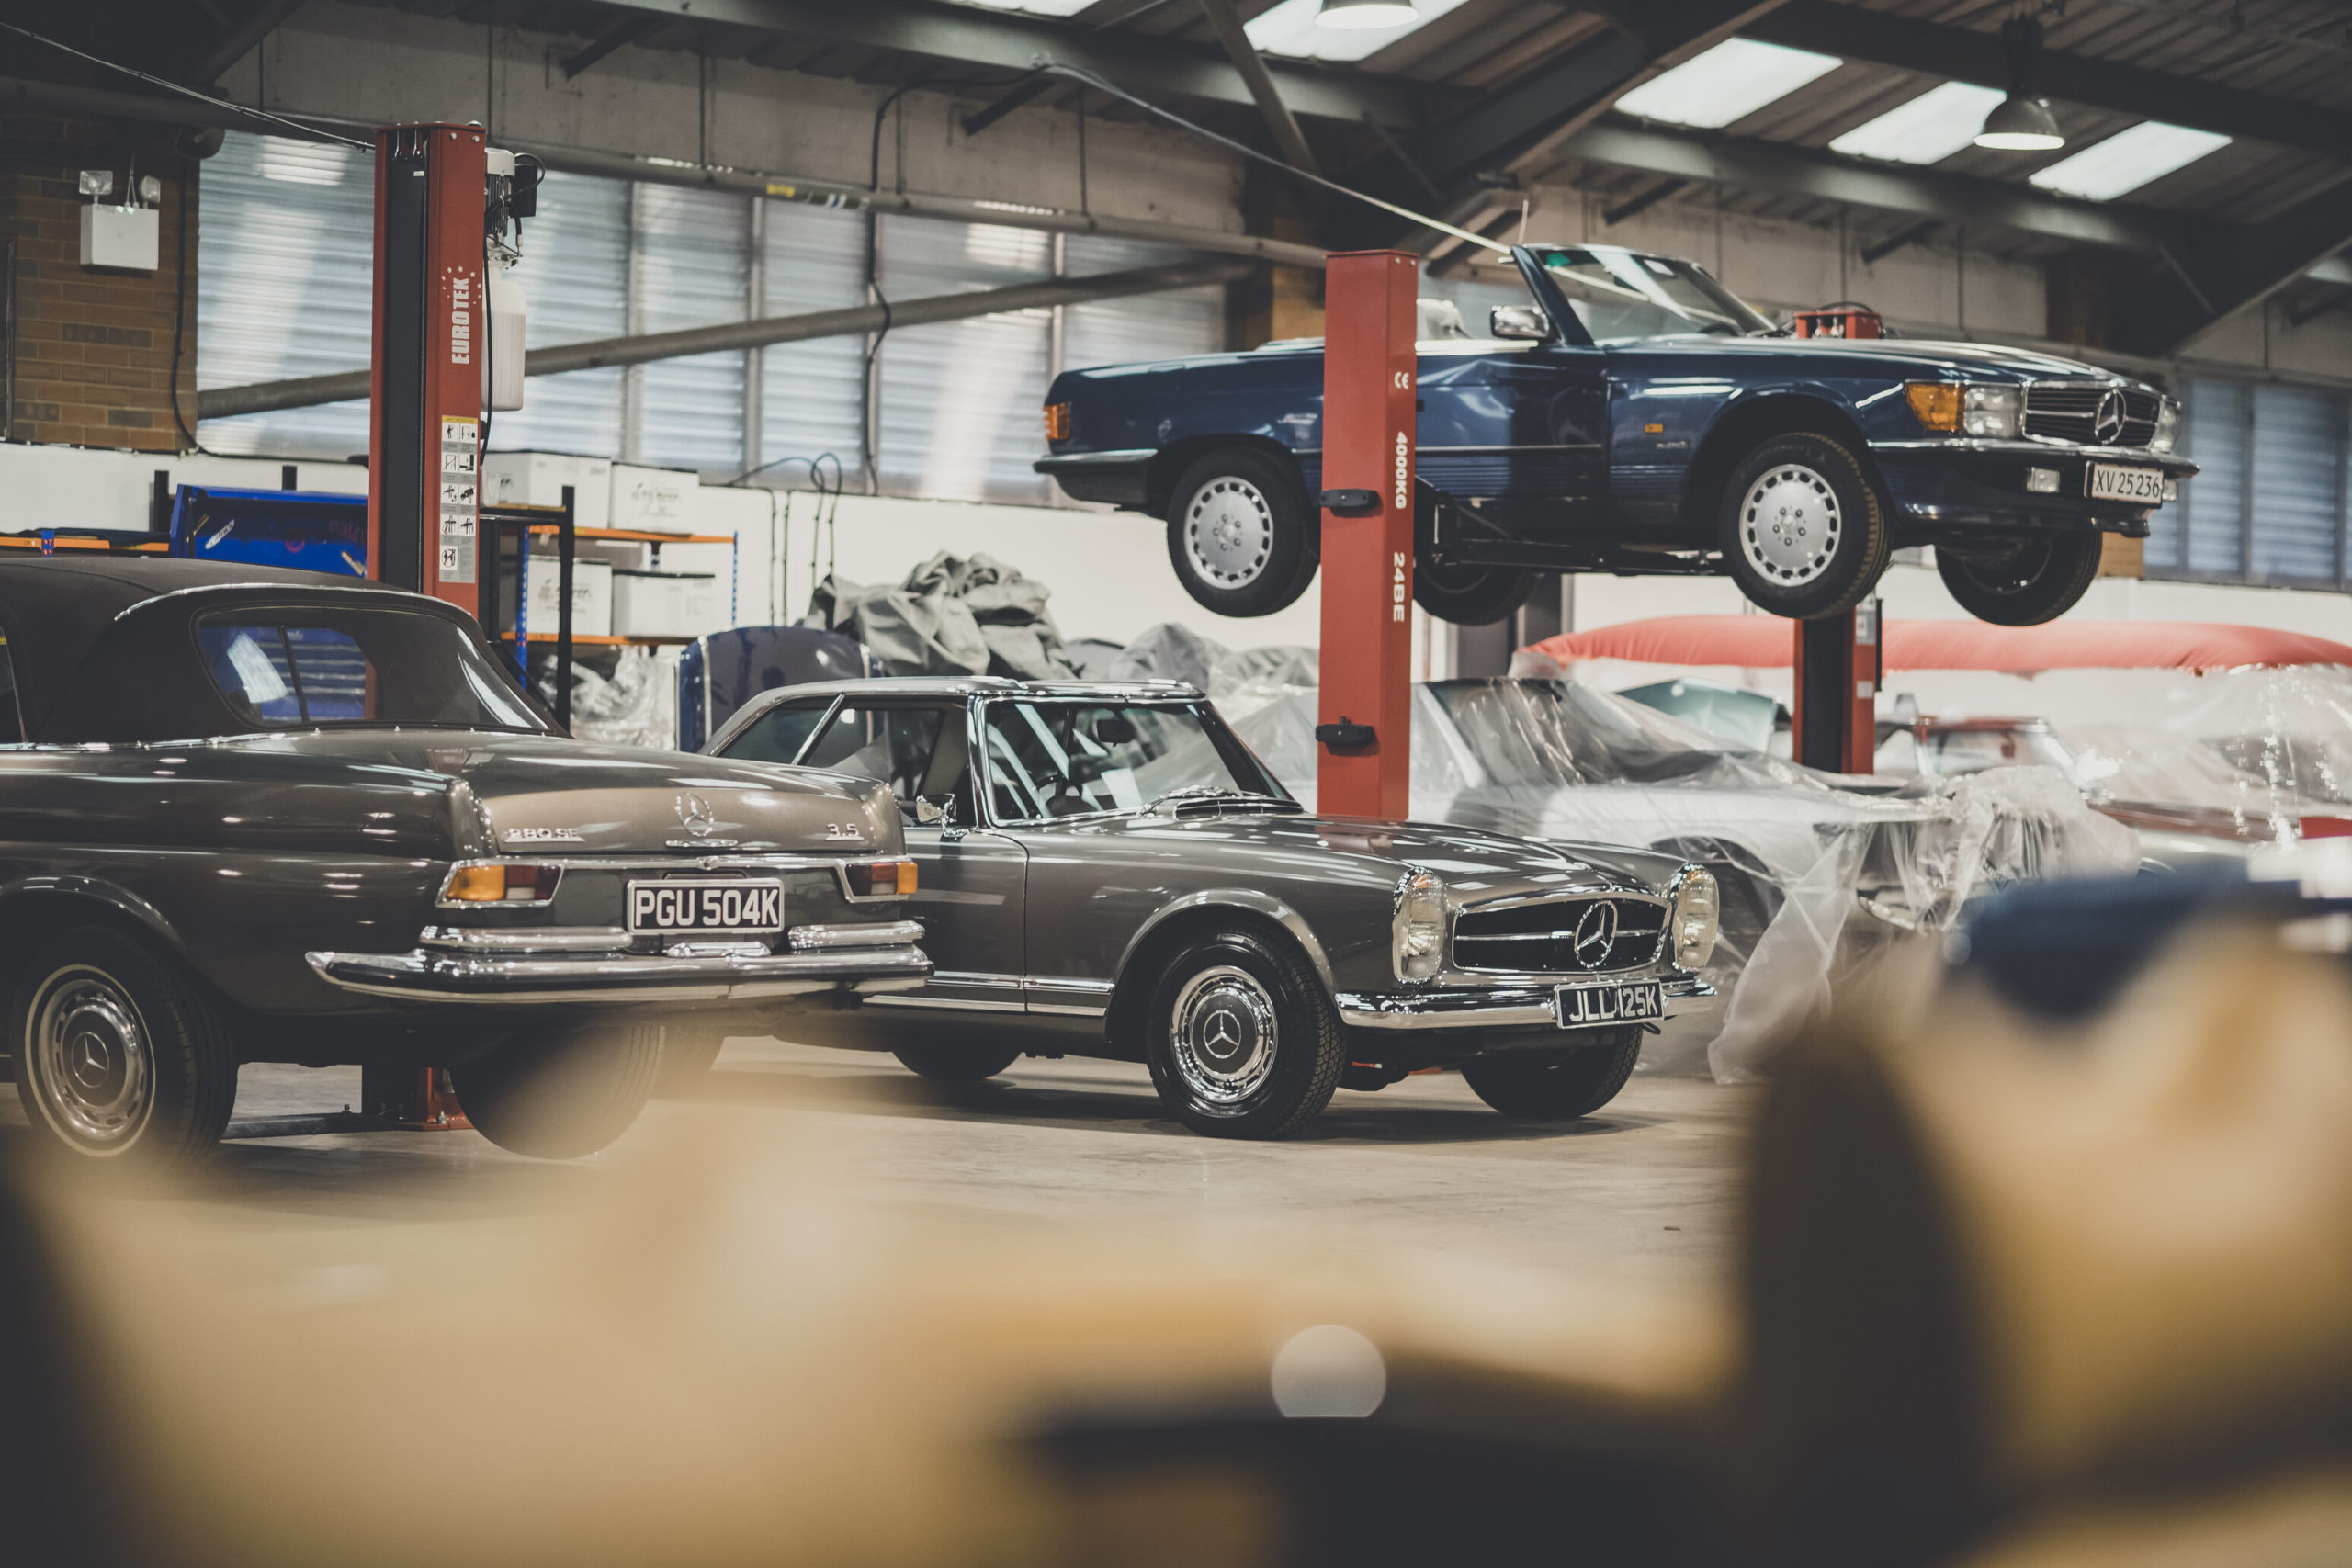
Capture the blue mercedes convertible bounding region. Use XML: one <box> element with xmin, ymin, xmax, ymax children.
<box><xmin>1036</xmin><ymin>244</ymin><xmax>2193</xmax><ymax>626</ymax></box>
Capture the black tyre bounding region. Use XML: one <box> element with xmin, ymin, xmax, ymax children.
<box><xmin>1143</xmin><ymin>926</ymin><xmax>1344</xmax><ymax>1138</ymax></box>
<box><xmin>1718</xmin><ymin>431</ymin><xmax>1891</xmax><ymax>620</ymax></box>
<box><xmin>1462</xmin><ymin>1030</ymin><xmax>1645</xmax><ymax>1120</ymax></box>
<box><xmin>1165</xmin><ymin>447</ymin><xmax>1318</xmax><ymax>618</ymax></box>
<box><xmin>1936</xmin><ymin>533</ymin><xmax>2102</xmax><ymax>626</ymax></box>
<box><xmin>893</xmin><ymin>1044</ymin><xmax>1023</xmax><ymax>1083</ymax></box>
<box><xmin>449</xmin><ymin>1021</ymin><xmax>663</xmax><ymax>1159</ymax></box>
<box><xmin>10</xmin><ymin>925</ymin><xmax>235</xmax><ymax>1168</ymax></box>
<box><xmin>652</xmin><ymin>1027</ymin><xmax>726</xmax><ymax>1096</ymax></box>
<box><xmin>1412</xmin><ymin>487</ymin><xmax>1539</xmax><ymax>625</ymax></box>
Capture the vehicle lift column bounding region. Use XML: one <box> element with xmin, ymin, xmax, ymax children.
<box><xmin>1314</xmin><ymin>251</ymin><xmax>1419</xmax><ymax>819</ymax></box>
<box><xmin>1791</xmin><ymin>599</ymin><xmax>1882</xmax><ymax>775</ymax></box>
<box><xmin>364</xmin><ymin>123</ymin><xmax>491</xmax><ymax>1130</ymax></box>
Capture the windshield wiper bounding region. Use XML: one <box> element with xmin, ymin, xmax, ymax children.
<box><xmin>1146</xmin><ymin>784</ymin><xmax>1282</xmax><ymax>811</ymax></box>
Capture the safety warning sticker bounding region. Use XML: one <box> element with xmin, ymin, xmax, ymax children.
<box><xmin>438</xmin><ymin>415</ymin><xmax>478</xmax><ymax>584</ymax></box>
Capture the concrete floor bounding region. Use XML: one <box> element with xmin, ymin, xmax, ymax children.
<box><xmin>1</xmin><ymin>1041</ymin><xmax>1758</xmax><ymax>1284</ymax></box>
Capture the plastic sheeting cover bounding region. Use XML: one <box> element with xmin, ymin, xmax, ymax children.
<box><xmin>543</xmin><ymin>647</ymin><xmax>681</xmax><ymax>751</ymax></box>
<box><xmin>1110</xmin><ymin>624</ymin><xmax>2135</xmax><ymax>1080</ymax></box>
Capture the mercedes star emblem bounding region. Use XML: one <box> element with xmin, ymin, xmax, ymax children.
<box><xmin>72</xmin><ymin>1032</ymin><xmax>108</xmax><ymax>1088</ymax></box>
<box><xmin>1574</xmin><ymin>902</ymin><xmax>1621</xmax><ymax>971</ymax></box>
<box><xmin>675</xmin><ymin>792</ymin><xmax>717</xmax><ymax>837</ymax></box>
<box><xmin>2094</xmin><ymin>389</ymin><xmax>2128</xmax><ymax>446</ymax></box>
<box><xmin>1204</xmin><ymin>1009</ymin><xmax>1243</xmax><ymax>1057</ymax></box>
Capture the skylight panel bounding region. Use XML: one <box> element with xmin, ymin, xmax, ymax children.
<box><xmin>1613</xmin><ymin>39</ymin><xmax>1842</xmax><ymax>130</ymax></box>
<box><xmin>1246</xmin><ymin>0</ymin><xmax>1475</xmax><ymax>63</ymax></box>
<box><xmin>2027</xmin><ymin>120</ymin><xmax>2232</xmax><ymax>201</ymax></box>
<box><xmin>1829</xmin><ymin>82</ymin><xmax>2008</xmax><ymax>165</ymax></box>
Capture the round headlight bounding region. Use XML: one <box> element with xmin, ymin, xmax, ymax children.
<box><xmin>1670</xmin><ymin>866</ymin><xmax>1720</xmax><ymax>971</ymax></box>
<box><xmin>1393</xmin><ymin>871</ymin><xmax>1448</xmax><ymax>983</ymax></box>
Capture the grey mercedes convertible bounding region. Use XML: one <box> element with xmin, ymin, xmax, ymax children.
<box><xmin>694</xmin><ymin>677</ymin><xmax>1718</xmax><ymax>1138</ymax></box>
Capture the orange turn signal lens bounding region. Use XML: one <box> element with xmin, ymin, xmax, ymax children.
<box><xmin>844</xmin><ymin>858</ymin><xmax>918</xmax><ymax>898</ymax></box>
<box><xmin>1042</xmin><ymin>401</ymin><xmax>1072</xmax><ymax>442</ymax></box>
<box><xmin>440</xmin><ymin>863</ymin><xmax>561</xmax><ymax>903</ymax></box>
<box><xmin>1905</xmin><ymin>381</ymin><xmax>1962</xmax><ymax>432</ymax></box>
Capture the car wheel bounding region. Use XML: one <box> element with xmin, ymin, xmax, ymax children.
<box><xmin>10</xmin><ymin>926</ymin><xmax>235</xmax><ymax>1168</ymax></box>
<box><xmin>1412</xmin><ymin>487</ymin><xmax>1539</xmax><ymax>625</ymax></box>
<box><xmin>1461</xmin><ymin>1030</ymin><xmax>1644</xmax><ymax>1120</ymax></box>
<box><xmin>1718</xmin><ymin>432</ymin><xmax>1890</xmax><ymax>620</ymax></box>
<box><xmin>651</xmin><ymin>1027</ymin><xmax>726</xmax><ymax>1097</ymax></box>
<box><xmin>449</xmin><ymin>1021</ymin><xmax>663</xmax><ymax>1159</ymax></box>
<box><xmin>893</xmin><ymin>1044</ymin><xmax>1023</xmax><ymax>1083</ymax></box>
<box><xmin>1164</xmin><ymin>447</ymin><xmax>1317</xmax><ymax>617</ymax></box>
<box><xmin>1936</xmin><ymin>533</ymin><xmax>2102</xmax><ymax>626</ymax></box>
<box><xmin>1144</xmin><ymin>926</ymin><xmax>1344</xmax><ymax>1138</ymax></box>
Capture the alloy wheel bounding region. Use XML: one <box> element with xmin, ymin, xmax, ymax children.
<box><xmin>1183</xmin><ymin>478</ymin><xmax>1275</xmax><ymax>590</ymax></box>
<box><xmin>1738</xmin><ymin>463</ymin><xmax>1844</xmax><ymax>587</ymax></box>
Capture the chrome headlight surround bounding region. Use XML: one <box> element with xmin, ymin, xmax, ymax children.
<box><xmin>1668</xmin><ymin>864</ymin><xmax>1720</xmax><ymax>971</ymax></box>
<box><xmin>2151</xmin><ymin>396</ymin><xmax>2180</xmax><ymax>453</ymax></box>
<box><xmin>1961</xmin><ymin>382</ymin><xmax>2022</xmax><ymax>438</ymax></box>
<box><xmin>1392</xmin><ymin>870</ymin><xmax>1449</xmax><ymax>984</ymax></box>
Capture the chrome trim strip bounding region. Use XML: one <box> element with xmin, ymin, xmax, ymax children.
<box><xmin>1871</xmin><ymin>438</ymin><xmax>2188</xmax><ymax>461</ymax></box>
<box><xmin>471</xmin><ymin>854</ymin><xmax>855</xmax><ymax>873</ymax></box>
<box><xmin>935</xmin><ymin>970</ymin><xmax>1023</xmax><ymax>992</ymax></box>
<box><xmin>1417</xmin><ymin>443</ymin><xmax>1603</xmax><ymax>455</ymax></box>
<box><xmin>788</xmin><ymin>919</ymin><xmax>927</xmax><ymax>951</ymax></box>
<box><xmin>1024</xmin><ymin>976</ymin><xmax>1115</xmax><ymax>1019</ymax></box>
<box><xmin>304</xmin><ymin>944</ymin><xmax>931</xmax><ymax>1004</ymax></box>
<box><xmin>418</xmin><ymin>925</ymin><xmax>628</xmax><ymax>953</ymax></box>
<box><xmin>863</xmin><ymin>995</ymin><xmax>1025</xmax><ymax>1012</ymax></box>
<box><xmin>1035</xmin><ymin>447</ymin><xmax>1155</xmax><ymax>467</ymax></box>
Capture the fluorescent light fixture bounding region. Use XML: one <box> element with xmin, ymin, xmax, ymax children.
<box><xmin>1831</xmin><ymin>82</ymin><xmax>2007</xmax><ymax>164</ymax></box>
<box><xmin>2028</xmin><ymin>120</ymin><xmax>2232</xmax><ymax>201</ymax></box>
<box><xmin>1318</xmin><ymin>0</ymin><xmax>1418</xmax><ymax>25</ymax></box>
<box><xmin>1614</xmin><ymin>39</ymin><xmax>1842</xmax><ymax>130</ymax></box>
<box><xmin>944</xmin><ymin>0</ymin><xmax>1094</xmax><ymax>15</ymax></box>
<box><xmin>1249</xmin><ymin>0</ymin><xmax>1468</xmax><ymax>61</ymax></box>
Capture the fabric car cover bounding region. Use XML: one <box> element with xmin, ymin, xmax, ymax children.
<box><xmin>800</xmin><ymin>552</ymin><xmax>1080</xmax><ymax>682</ymax></box>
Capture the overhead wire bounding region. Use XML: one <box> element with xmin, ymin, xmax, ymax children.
<box><xmin>0</xmin><ymin>19</ymin><xmax>370</xmax><ymax>149</ymax></box>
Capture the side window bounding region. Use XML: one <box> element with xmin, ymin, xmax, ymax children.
<box><xmin>0</xmin><ymin>630</ymin><xmax>19</xmax><ymax>742</ymax></box>
<box><xmin>724</xmin><ymin>699</ymin><xmax>834</xmax><ymax>765</ymax></box>
<box><xmin>800</xmin><ymin>704</ymin><xmax>949</xmax><ymax>802</ymax></box>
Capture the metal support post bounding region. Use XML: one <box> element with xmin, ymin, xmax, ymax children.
<box><xmin>1792</xmin><ymin>598</ymin><xmax>1882</xmax><ymax>775</ymax></box>
<box><xmin>1313</xmin><ymin>250</ymin><xmax>1419</xmax><ymax>819</ymax></box>
<box><xmin>556</xmin><ymin>485</ymin><xmax>575</xmax><ymax>730</ymax></box>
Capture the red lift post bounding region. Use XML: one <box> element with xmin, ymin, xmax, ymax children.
<box><xmin>1791</xmin><ymin>599</ymin><xmax>1882</xmax><ymax>775</ymax></box>
<box><xmin>1314</xmin><ymin>250</ymin><xmax>1419</xmax><ymax>819</ymax></box>
<box><xmin>362</xmin><ymin>123</ymin><xmax>492</xmax><ymax>1129</ymax></box>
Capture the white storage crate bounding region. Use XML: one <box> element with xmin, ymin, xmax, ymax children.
<box><xmin>609</xmin><ymin>464</ymin><xmax>701</xmax><ymax>535</ymax></box>
<box><xmin>498</xmin><ymin>558</ymin><xmax>613</xmax><ymax>638</ymax></box>
<box><xmin>610</xmin><ymin>569</ymin><xmax>719</xmax><ymax>639</ymax></box>
<box><xmin>481</xmin><ymin>452</ymin><xmax>613</xmax><ymax>531</ymax></box>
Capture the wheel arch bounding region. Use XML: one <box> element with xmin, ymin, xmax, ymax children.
<box><xmin>1683</xmin><ymin>389</ymin><xmax>1886</xmax><ymax>534</ymax></box>
<box><xmin>1106</xmin><ymin>892</ymin><xmax>1336</xmax><ymax>1055</ymax></box>
<box><xmin>1146</xmin><ymin>434</ymin><xmax>1305</xmax><ymax>517</ymax></box>
<box><xmin>0</xmin><ymin>879</ymin><xmax>192</xmax><ymax>996</ymax></box>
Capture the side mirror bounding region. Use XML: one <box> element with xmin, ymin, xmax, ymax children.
<box><xmin>1489</xmin><ymin>304</ymin><xmax>1550</xmax><ymax>342</ymax></box>
<box><xmin>913</xmin><ymin>795</ymin><xmax>952</xmax><ymax>826</ymax></box>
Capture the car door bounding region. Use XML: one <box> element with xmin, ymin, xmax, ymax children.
<box><xmin>797</xmin><ymin>698</ymin><xmax>1030</xmax><ymax>1014</ymax></box>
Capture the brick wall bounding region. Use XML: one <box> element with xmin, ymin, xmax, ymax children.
<box><xmin>1</xmin><ymin>116</ymin><xmax>196</xmax><ymax>452</ymax></box>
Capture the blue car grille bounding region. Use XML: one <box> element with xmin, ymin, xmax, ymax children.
<box><xmin>1452</xmin><ymin>897</ymin><xmax>1667</xmax><ymax>975</ymax></box>
<box><xmin>2023</xmin><ymin>383</ymin><xmax>2161</xmax><ymax>447</ymax></box>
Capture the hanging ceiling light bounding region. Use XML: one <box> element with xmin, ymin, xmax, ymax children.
<box><xmin>1317</xmin><ymin>0</ymin><xmax>1420</xmax><ymax>28</ymax></box>
<box><xmin>1975</xmin><ymin>17</ymin><xmax>2066</xmax><ymax>151</ymax></box>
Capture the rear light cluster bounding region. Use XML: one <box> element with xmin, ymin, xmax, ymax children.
<box><xmin>842</xmin><ymin>858</ymin><xmax>918</xmax><ymax>898</ymax></box>
<box><xmin>1042</xmin><ymin>401</ymin><xmax>1072</xmax><ymax>441</ymax></box>
<box><xmin>441</xmin><ymin>863</ymin><xmax>562</xmax><ymax>904</ymax></box>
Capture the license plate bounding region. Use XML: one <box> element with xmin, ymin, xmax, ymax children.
<box><xmin>627</xmin><ymin>879</ymin><xmax>784</xmax><ymax>934</ymax></box>
<box><xmin>2087</xmin><ymin>463</ymin><xmax>2165</xmax><ymax>503</ymax></box>
<box><xmin>1555</xmin><ymin>979</ymin><xmax>1664</xmax><ymax>1029</ymax></box>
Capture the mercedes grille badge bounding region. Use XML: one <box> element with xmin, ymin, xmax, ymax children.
<box><xmin>1574</xmin><ymin>901</ymin><xmax>1621</xmax><ymax>971</ymax></box>
<box><xmin>2094</xmin><ymin>389</ymin><xmax>2127</xmax><ymax>446</ymax></box>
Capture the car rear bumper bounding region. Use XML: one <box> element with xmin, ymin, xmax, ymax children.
<box><xmin>1872</xmin><ymin>441</ymin><xmax>2197</xmax><ymax>534</ymax></box>
<box><xmin>1335</xmin><ymin>974</ymin><xmax>1713</xmax><ymax>1031</ymax></box>
<box><xmin>305</xmin><ymin>921</ymin><xmax>932</xmax><ymax>1004</ymax></box>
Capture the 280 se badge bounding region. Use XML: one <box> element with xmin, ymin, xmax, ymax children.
<box><xmin>628</xmin><ymin>879</ymin><xmax>786</xmax><ymax>934</ymax></box>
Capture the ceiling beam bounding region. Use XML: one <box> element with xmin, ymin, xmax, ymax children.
<box><xmin>1748</xmin><ymin>1</ymin><xmax>2352</xmax><ymax>163</ymax></box>
<box><xmin>567</xmin><ymin>0</ymin><xmax>1445</xmax><ymax>127</ymax></box>
<box><xmin>1193</xmin><ymin>0</ymin><xmax>1318</xmax><ymax>175</ymax></box>
<box><xmin>2113</xmin><ymin>198</ymin><xmax>2352</xmax><ymax>355</ymax></box>
<box><xmin>562</xmin><ymin>14</ymin><xmax>664</xmax><ymax>79</ymax></box>
<box><xmin>186</xmin><ymin>0</ymin><xmax>308</xmax><ymax>86</ymax></box>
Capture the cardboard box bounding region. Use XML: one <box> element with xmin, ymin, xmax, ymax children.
<box><xmin>498</xmin><ymin>558</ymin><xmax>613</xmax><ymax>639</ymax></box>
<box><xmin>610</xmin><ymin>464</ymin><xmax>701</xmax><ymax>535</ymax></box>
<box><xmin>611</xmin><ymin>569</ymin><xmax>719</xmax><ymax>639</ymax></box>
<box><xmin>481</xmin><ymin>452</ymin><xmax>613</xmax><ymax>531</ymax></box>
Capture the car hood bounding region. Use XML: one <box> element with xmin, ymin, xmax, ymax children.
<box><xmin>1611</xmin><ymin>334</ymin><xmax>2135</xmax><ymax>386</ymax></box>
<box><xmin>210</xmin><ymin>729</ymin><xmax>900</xmax><ymax>856</ymax></box>
<box><xmin>1062</xmin><ymin>808</ymin><xmax>1664</xmax><ymax>899</ymax></box>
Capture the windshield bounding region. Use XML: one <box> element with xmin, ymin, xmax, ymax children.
<box><xmin>196</xmin><ymin>607</ymin><xmax>548</xmax><ymax>733</ymax></box>
<box><xmin>1532</xmin><ymin>248</ymin><xmax>1772</xmax><ymax>341</ymax></box>
<box><xmin>980</xmin><ymin>701</ymin><xmax>1281</xmax><ymax>823</ymax></box>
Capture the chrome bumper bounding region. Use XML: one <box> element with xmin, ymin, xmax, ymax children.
<box><xmin>1335</xmin><ymin>975</ymin><xmax>1713</xmax><ymax>1032</ymax></box>
<box><xmin>307</xmin><ymin>923</ymin><xmax>931</xmax><ymax>1004</ymax></box>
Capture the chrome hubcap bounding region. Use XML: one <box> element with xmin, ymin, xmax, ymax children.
<box><xmin>1184</xmin><ymin>477</ymin><xmax>1274</xmax><ymax>589</ymax></box>
<box><xmin>1739</xmin><ymin>464</ymin><xmax>1842</xmax><ymax>586</ymax></box>
<box><xmin>26</xmin><ymin>965</ymin><xmax>154</xmax><ymax>1155</ymax></box>
<box><xmin>1169</xmin><ymin>965</ymin><xmax>1278</xmax><ymax>1106</ymax></box>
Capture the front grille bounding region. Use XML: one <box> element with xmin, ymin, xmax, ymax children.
<box><xmin>1452</xmin><ymin>897</ymin><xmax>1667</xmax><ymax>975</ymax></box>
<box><xmin>2023</xmin><ymin>382</ymin><xmax>2160</xmax><ymax>447</ymax></box>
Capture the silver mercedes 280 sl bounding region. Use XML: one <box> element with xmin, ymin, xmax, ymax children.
<box><xmin>687</xmin><ymin>677</ymin><xmax>1718</xmax><ymax>1138</ymax></box>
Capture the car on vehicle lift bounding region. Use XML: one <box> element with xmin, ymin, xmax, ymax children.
<box><xmin>687</xmin><ymin>676</ymin><xmax>1720</xmax><ymax>1139</ymax></box>
<box><xmin>0</xmin><ymin>558</ymin><xmax>930</xmax><ymax>1168</ymax></box>
<box><xmin>1036</xmin><ymin>243</ymin><xmax>2195</xmax><ymax>628</ymax></box>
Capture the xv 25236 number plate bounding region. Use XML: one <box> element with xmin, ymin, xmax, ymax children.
<box><xmin>628</xmin><ymin>879</ymin><xmax>785</xmax><ymax>934</ymax></box>
<box><xmin>1555</xmin><ymin>979</ymin><xmax>1664</xmax><ymax>1029</ymax></box>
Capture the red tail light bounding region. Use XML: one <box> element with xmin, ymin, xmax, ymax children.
<box><xmin>843</xmin><ymin>858</ymin><xmax>918</xmax><ymax>897</ymax></box>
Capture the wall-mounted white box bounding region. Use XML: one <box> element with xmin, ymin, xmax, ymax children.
<box><xmin>611</xmin><ymin>569</ymin><xmax>718</xmax><ymax>638</ymax></box>
<box><xmin>499</xmin><ymin>558</ymin><xmax>614</xmax><ymax>638</ymax></box>
<box><xmin>481</xmin><ymin>451</ymin><xmax>613</xmax><ymax>531</ymax></box>
<box><xmin>610</xmin><ymin>463</ymin><xmax>700</xmax><ymax>535</ymax></box>
<box><xmin>80</xmin><ymin>204</ymin><xmax>159</xmax><ymax>273</ymax></box>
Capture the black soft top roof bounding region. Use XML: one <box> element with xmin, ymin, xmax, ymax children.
<box><xmin>0</xmin><ymin>558</ymin><xmax>481</xmax><ymax>742</ymax></box>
